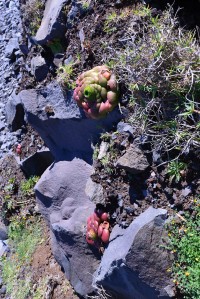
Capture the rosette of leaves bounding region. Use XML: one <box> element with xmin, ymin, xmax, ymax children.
<box><xmin>86</xmin><ymin>209</ymin><xmax>110</xmax><ymax>248</ymax></box>
<box><xmin>73</xmin><ymin>65</ymin><xmax>119</xmax><ymax>119</ymax></box>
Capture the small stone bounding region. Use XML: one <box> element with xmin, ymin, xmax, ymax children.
<box><xmin>164</xmin><ymin>187</ymin><xmax>173</xmax><ymax>196</ymax></box>
<box><xmin>53</xmin><ymin>53</ymin><xmax>64</xmax><ymax>67</ymax></box>
<box><xmin>178</xmin><ymin>211</ymin><xmax>185</xmax><ymax>216</ymax></box>
<box><xmin>111</xmin><ymin>212</ymin><xmax>117</xmax><ymax>219</ymax></box>
<box><xmin>98</xmin><ymin>141</ymin><xmax>109</xmax><ymax>160</ymax></box>
<box><xmin>0</xmin><ymin>285</ymin><xmax>6</xmax><ymax>294</ymax></box>
<box><xmin>64</xmin><ymin>55</ymin><xmax>73</xmax><ymax>65</ymax></box>
<box><xmin>0</xmin><ymin>121</ymin><xmax>5</xmax><ymax>131</ymax></box>
<box><xmin>5</xmin><ymin>37</ymin><xmax>19</xmax><ymax>58</ymax></box>
<box><xmin>0</xmin><ymin>220</ymin><xmax>8</xmax><ymax>240</ymax></box>
<box><xmin>181</xmin><ymin>187</ymin><xmax>191</xmax><ymax>197</ymax></box>
<box><xmin>118</xmin><ymin>199</ymin><xmax>123</xmax><ymax>207</ymax></box>
<box><xmin>152</xmin><ymin>149</ymin><xmax>162</xmax><ymax>164</ymax></box>
<box><xmin>19</xmin><ymin>44</ymin><xmax>29</xmax><ymax>55</ymax></box>
<box><xmin>1</xmin><ymin>143</ymin><xmax>7</xmax><ymax>151</ymax></box>
<box><xmin>31</xmin><ymin>56</ymin><xmax>49</xmax><ymax>82</ymax></box>
<box><xmin>121</xmin><ymin>221</ymin><xmax>129</xmax><ymax>228</ymax></box>
<box><xmin>125</xmin><ymin>207</ymin><xmax>134</xmax><ymax>215</ymax></box>
<box><xmin>111</xmin><ymin>133</ymin><xmax>117</xmax><ymax>140</ymax></box>
<box><xmin>5</xmin><ymin>91</ymin><xmax>25</xmax><ymax>132</ymax></box>
<box><xmin>116</xmin><ymin>144</ymin><xmax>149</xmax><ymax>174</ymax></box>
<box><xmin>0</xmin><ymin>240</ymin><xmax>9</xmax><ymax>257</ymax></box>
<box><xmin>163</xmin><ymin>285</ymin><xmax>175</xmax><ymax>297</ymax></box>
<box><xmin>120</xmin><ymin>139</ymin><xmax>128</xmax><ymax>147</ymax></box>
<box><xmin>34</xmin><ymin>204</ymin><xmax>40</xmax><ymax>213</ymax></box>
<box><xmin>12</xmin><ymin>129</ymin><xmax>22</xmax><ymax>137</ymax></box>
<box><xmin>117</xmin><ymin>122</ymin><xmax>135</xmax><ymax>135</ymax></box>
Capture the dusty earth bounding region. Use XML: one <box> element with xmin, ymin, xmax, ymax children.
<box><xmin>31</xmin><ymin>224</ymin><xmax>79</xmax><ymax>299</ymax></box>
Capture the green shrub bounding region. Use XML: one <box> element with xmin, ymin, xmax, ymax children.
<box><xmin>20</xmin><ymin>176</ymin><xmax>39</xmax><ymax>196</ymax></box>
<box><xmin>56</xmin><ymin>63</ymin><xmax>76</xmax><ymax>90</ymax></box>
<box><xmin>167</xmin><ymin>202</ymin><xmax>200</xmax><ymax>298</ymax></box>
<box><xmin>47</xmin><ymin>38</ymin><xmax>64</xmax><ymax>54</ymax></box>
<box><xmin>167</xmin><ymin>160</ymin><xmax>187</xmax><ymax>183</ymax></box>
<box><xmin>102</xmin><ymin>4</ymin><xmax>200</xmax><ymax>163</ymax></box>
<box><xmin>1</xmin><ymin>215</ymin><xmax>42</xmax><ymax>299</ymax></box>
<box><xmin>21</xmin><ymin>0</ymin><xmax>45</xmax><ymax>35</ymax></box>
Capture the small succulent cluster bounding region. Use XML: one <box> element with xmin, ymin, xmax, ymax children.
<box><xmin>73</xmin><ymin>65</ymin><xmax>119</xmax><ymax>119</ymax></box>
<box><xmin>86</xmin><ymin>209</ymin><xmax>110</xmax><ymax>247</ymax></box>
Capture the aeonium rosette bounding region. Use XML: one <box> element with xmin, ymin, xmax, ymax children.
<box><xmin>86</xmin><ymin>209</ymin><xmax>110</xmax><ymax>248</ymax></box>
<box><xmin>73</xmin><ymin>65</ymin><xmax>119</xmax><ymax>119</ymax></box>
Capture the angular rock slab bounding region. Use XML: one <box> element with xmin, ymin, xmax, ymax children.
<box><xmin>34</xmin><ymin>159</ymin><xmax>100</xmax><ymax>296</ymax></box>
<box><xmin>20</xmin><ymin>149</ymin><xmax>54</xmax><ymax>177</ymax></box>
<box><xmin>5</xmin><ymin>37</ymin><xmax>19</xmax><ymax>59</ymax></box>
<box><xmin>5</xmin><ymin>91</ymin><xmax>25</xmax><ymax>132</ymax></box>
<box><xmin>93</xmin><ymin>207</ymin><xmax>174</xmax><ymax>299</ymax></box>
<box><xmin>116</xmin><ymin>144</ymin><xmax>149</xmax><ymax>174</ymax></box>
<box><xmin>35</xmin><ymin>0</ymin><xmax>69</xmax><ymax>45</ymax></box>
<box><xmin>19</xmin><ymin>81</ymin><xmax>121</xmax><ymax>163</ymax></box>
<box><xmin>31</xmin><ymin>56</ymin><xmax>49</xmax><ymax>82</ymax></box>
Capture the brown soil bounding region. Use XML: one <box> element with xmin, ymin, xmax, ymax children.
<box><xmin>91</xmin><ymin>130</ymin><xmax>200</xmax><ymax>228</ymax></box>
<box><xmin>12</xmin><ymin>124</ymin><xmax>44</xmax><ymax>161</ymax></box>
<box><xmin>31</xmin><ymin>223</ymin><xmax>79</xmax><ymax>299</ymax></box>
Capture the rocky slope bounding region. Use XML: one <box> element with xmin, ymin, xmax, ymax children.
<box><xmin>0</xmin><ymin>0</ymin><xmax>23</xmax><ymax>158</ymax></box>
<box><xmin>0</xmin><ymin>0</ymin><xmax>200</xmax><ymax>298</ymax></box>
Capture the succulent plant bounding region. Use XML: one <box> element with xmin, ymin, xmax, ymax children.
<box><xmin>97</xmin><ymin>221</ymin><xmax>110</xmax><ymax>243</ymax></box>
<box><xmin>16</xmin><ymin>144</ymin><xmax>22</xmax><ymax>155</ymax></box>
<box><xmin>73</xmin><ymin>65</ymin><xmax>119</xmax><ymax>119</ymax></box>
<box><xmin>86</xmin><ymin>210</ymin><xmax>110</xmax><ymax>247</ymax></box>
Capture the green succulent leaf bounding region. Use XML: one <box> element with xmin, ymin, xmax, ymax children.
<box><xmin>84</xmin><ymin>85</ymin><xmax>97</xmax><ymax>101</ymax></box>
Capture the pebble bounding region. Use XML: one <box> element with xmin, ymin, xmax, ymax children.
<box><xmin>0</xmin><ymin>240</ymin><xmax>9</xmax><ymax>257</ymax></box>
<box><xmin>118</xmin><ymin>199</ymin><xmax>123</xmax><ymax>207</ymax></box>
<box><xmin>125</xmin><ymin>207</ymin><xmax>134</xmax><ymax>215</ymax></box>
<box><xmin>0</xmin><ymin>285</ymin><xmax>6</xmax><ymax>294</ymax></box>
<box><xmin>117</xmin><ymin>122</ymin><xmax>135</xmax><ymax>135</ymax></box>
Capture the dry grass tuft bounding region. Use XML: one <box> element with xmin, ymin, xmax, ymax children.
<box><xmin>100</xmin><ymin>4</ymin><xmax>200</xmax><ymax>164</ymax></box>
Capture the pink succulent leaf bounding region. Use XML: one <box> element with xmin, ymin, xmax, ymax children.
<box><xmin>98</xmin><ymin>223</ymin><xmax>103</xmax><ymax>238</ymax></box>
<box><xmin>100</xmin><ymin>212</ymin><xmax>109</xmax><ymax>222</ymax></box>
<box><xmin>86</xmin><ymin>236</ymin><xmax>95</xmax><ymax>245</ymax></box>
<box><xmin>93</xmin><ymin>212</ymin><xmax>101</xmax><ymax>223</ymax></box>
<box><xmin>101</xmin><ymin>229</ymin><xmax>110</xmax><ymax>243</ymax></box>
